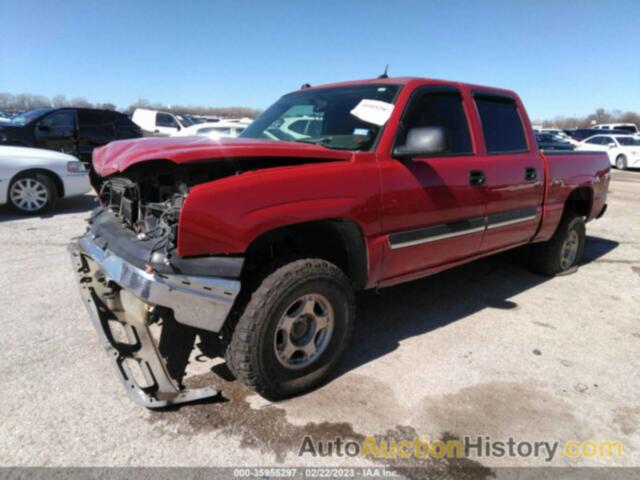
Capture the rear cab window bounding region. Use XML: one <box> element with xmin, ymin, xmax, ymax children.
<box><xmin>474</xmin><ymin>94</ymin><xmax>528</xmax><ymax>154</ymax></box>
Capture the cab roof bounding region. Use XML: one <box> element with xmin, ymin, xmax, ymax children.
<box><xmin>294</xmin><ymin>76</ymin><xmax>519</xmax><ymax>100</ymax></box>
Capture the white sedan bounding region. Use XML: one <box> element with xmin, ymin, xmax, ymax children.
<box><xmin>576</xmin><ymin>134</ymin><xmax>640</xmax><ymax>170</ymax></box>
<box><xmin>0</xmin><ymin>146</ymin><xmax>91</xmax><ymax>214</ymax></box>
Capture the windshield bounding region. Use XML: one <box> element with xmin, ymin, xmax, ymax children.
<box><xmin>617</xmin><ymin>137</ymin><xmax>640</xmax><ymax>146</ymax></box>
<box><xmin>177</xmin><ymin>115</ymin><xmax>195</xmax><ymax>127</ymax></box>
<box><xmin>241</xmin><ymin>84</ymin><xmax>400</xmax><ymax>151</ymax></box>
<box><xmin>8</xmin><ymin>108</ymin><xmax>52</xmax><ymax>126</ymax></box>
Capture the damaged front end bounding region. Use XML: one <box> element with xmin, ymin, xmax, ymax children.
<box><xmin>69</xmin><ymin>162</ymin><xmax>243</xmax><ymax>407</ymax></box>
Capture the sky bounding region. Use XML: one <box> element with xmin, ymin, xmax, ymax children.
<box><xmin>1</xmin><ymin>0</ymin><xmax>639</xmax><ymax>120</ymax></box>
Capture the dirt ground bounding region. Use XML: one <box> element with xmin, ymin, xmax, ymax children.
<box><xmin>0</xmin><ymin>170</ymin><xmax>638</xmax><ymax>478</ymax></box>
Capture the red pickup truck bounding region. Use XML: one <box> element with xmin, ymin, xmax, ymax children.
<box><xmin>69</xmin><ymin>77</ymin><xmax>610</xmax><ymax>407</ymax></box>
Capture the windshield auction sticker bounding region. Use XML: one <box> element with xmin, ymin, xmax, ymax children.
<box><xmin>350</xmin><ymin>99</ymin><xmax>394</xmax><ymax>126</ymax></box>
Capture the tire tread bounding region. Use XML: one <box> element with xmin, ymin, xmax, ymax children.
<box><xmin>225</xmin><ymin>258</ymin><xmax>355</xmax><ymax>399</ymax></box>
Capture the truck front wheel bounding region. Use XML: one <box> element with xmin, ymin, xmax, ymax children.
<box><xmin>528</xmin><ymin>212</ymin><xmax>586</xmax><ymax>276</ymax></box>
<box><xmin>225</xmin><ymin>259</ymin><xmax>355</xmax><ymax>400</ymax></box>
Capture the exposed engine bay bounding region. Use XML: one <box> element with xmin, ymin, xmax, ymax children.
<box><xmin>99</xmin><ymin>175</ymin><xmax>184</xmax><ymax>252</ymax></box>
<box><xmin>94</xmin><ymin>157</ymin><xmax>345</xmax><ymax>258</ymax></box>
<box><xmin>95</xmin><ymin>160</ymin><xmax>239</xmax><ymax>257</ymax></box>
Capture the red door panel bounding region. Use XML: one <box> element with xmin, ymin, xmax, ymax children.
<box><xmin>378</xmin><ymin>155</ymin><xmax>486</xmax><ymax>280</ymax></box>
<box><xmin>480</xmin><ymin>152</ymin><xmax>544</xmax><ymax>252</ymax></box>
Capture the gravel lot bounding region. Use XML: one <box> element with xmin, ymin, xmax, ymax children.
<box><xmin>1</xmin><ymin>170</ymin><xmax>639</xmax><ymax>477</ymax></box>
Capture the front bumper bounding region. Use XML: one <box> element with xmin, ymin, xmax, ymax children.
<box><xmin>62</xmin><ymin>172</ymin><xmax>91</xmax><ymax>198</ymax></box>
<box><xmin>68</xmin><ymin>233</ymin><xmax>241</xmax><ymax>407</ymax></box>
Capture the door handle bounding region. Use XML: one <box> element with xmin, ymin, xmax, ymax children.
<box><xmin>524</xmin><ymin>167</ymin><xmax>538</xmax><ymax>182</ymax></box>
<box><xmin>469</xmin><ymin>170</ymin><xmax>486</xmax><ymax>186</ymax></box>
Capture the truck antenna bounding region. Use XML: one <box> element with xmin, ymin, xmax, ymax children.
<box><xmin>377</xmin><ymin>64</ymin><xmax>389</xmax><ymax>79</ymax></box>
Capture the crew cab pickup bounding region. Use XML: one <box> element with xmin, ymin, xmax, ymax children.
<box><xmin>68</xmin><ymin>77</ymin><xmax>610</xmax><ymax>407</ymax></box>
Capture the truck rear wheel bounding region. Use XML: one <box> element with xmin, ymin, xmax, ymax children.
<box><xmin>225</xmin><ymin>259</ymin><xmax>355</xmax><ymax>401</ymax></box>
<box><xmin>528</xmin><ymin>212</ymin><xmax>585</xmax><ymax>276</ymax></box>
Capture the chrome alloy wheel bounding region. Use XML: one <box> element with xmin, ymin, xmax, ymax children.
<box><xmin>10</xmin><ymin>177</ymin><xmax>49</xmax><ymax>212</ymax></box>
<box><xmin>274</xmin><ymin>293</ymin><xmax>335</xmax><ymax>370</ymax></box>
<box><xmin>560</xmin><ymin>229</ymin><xmax>579</xmax><ymax>270</ymax></box>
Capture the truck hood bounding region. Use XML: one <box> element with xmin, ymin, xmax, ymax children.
<box><xmin>93</xmin><ymin>136</ymin><xmax>353</xmax><ymax>176</ymax></box>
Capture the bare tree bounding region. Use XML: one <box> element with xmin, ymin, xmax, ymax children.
<box><xmin>51</xmin><ymin>94</ymin><xmax>68</xmax><ymax>108</ymax></box>
<box><xmin>0</xmin><ymin>91</ymin><xmax>262</xmax><ymax>118</ymax></box>
<box><xmin>535</xmin><ymin>108</ymin><xmax>640</xmax><ymax>129</ymax></box>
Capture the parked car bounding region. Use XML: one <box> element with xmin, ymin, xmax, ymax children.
<box><xmin>131</xmin><ymin>108</ymin><xmax>196</xmax><ymax>136</ymax></box>
<box><xmin>540</xmin><ymin>128</ymin><xmax>579</xmax><ymax>145</ymax></box>
<box><xmin>592</xmin><ymin>123</ymin><xmax>639</xmax><ymax>135</ymax></box>
<box><xmin>0</xmin><ymin>111</ymin><xmax>23</xmax><ymax>120</ymax></box>
<box><xmin>0</xmin><ymin>108</ymin><xmax>142</xmax><ymax>166</ymax></box>
<box><xmin>171</xmin><ymin>120</ymin><xmax>247</xmax><ymax>139</ymax></box>
<box><xmin>563</xmin><ymin>128</ymin><xmax>629</xmax><ymax>142</ymax></box>
<box><xmin>0</xmin><ymin>145</ymin><xmax>90</xmax><ymax>214</ymax></box>
<box><xmin>69</xmin><ymin>77</ymin><xmax>609</xmax><ymax>407</ymax></box>
<box><xmin>576</xmin><ymin>134</ymin><xmax>640</xmax><ymax>169</ymax></box>
<box><xmin>535</xmin><ymin>132</ymin><xmax>575</xmax><ymax>151</ymax></box>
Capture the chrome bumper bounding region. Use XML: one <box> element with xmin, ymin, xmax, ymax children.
<box><xmin>68</xmin><ymin>233</ymin><xmax>241</xmax><ymax>407</ymax></box>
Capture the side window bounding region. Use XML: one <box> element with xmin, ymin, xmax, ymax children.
<box><xmin>586</xmin><ymin>137</ymin><xmax>600</xmax><ymax>145</ymax></box>
<box><xmin>288</xmin><ymin>119</ymin><xmax>309</xmax><ymax>134</ymax></box>
<box><xmin>40</xmin><ymin>110</ymin><xmax>76</xmax><ymax>128</ymax></box>
<box><xmin>400</xmin><ymin>92</ymin><xmax>473</xmax><ymax>155</ymax></box>
<box><xmin>156</xmin><ymin>113</ymin><xmax>179</xmax><ymax>128</ymax></box>
<box><xmin>474</xmin><ymin>96</ymin><xmax>528</xmax><ymax>153</ymax></box>
<box><xmin>78</xmin><ymin>110</ymin><xmax>107</xmax><ymax>127</ymax></box>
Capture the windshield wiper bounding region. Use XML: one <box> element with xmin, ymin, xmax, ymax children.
<box><xmin>293</xmin><ymin>137</ymin><xmax>331</xmax><ymax>146</ymax></box>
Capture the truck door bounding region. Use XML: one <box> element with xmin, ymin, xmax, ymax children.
<box><xmin>379</xmin><ymin>86</ymin><xmax>487</xmax><ymax>281</ymax></box>
<box><xmin>34</xmin><ymin>109</ymin><xmax>78</xmax><ymax>156</ymax></box>
<box><xmin>472</xmin><ymin>93</ymin><xmax>544</xmax><ymax>252</ymax></box>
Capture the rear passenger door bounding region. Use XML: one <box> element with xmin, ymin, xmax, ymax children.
<box><xmin>473</xmin><ymin>93</ymin><xmax>544</xmax><ymax>252</ymax></box>
<box><xmin>77</xmin><ymin>110</ymin><xmax>114</xmax><ymax>164</ymax></box>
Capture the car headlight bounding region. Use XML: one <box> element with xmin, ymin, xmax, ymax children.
<box><xmin>67</xmin><ymin>161</ymin><xmax>87</xmax><ymax>173</ymax></box>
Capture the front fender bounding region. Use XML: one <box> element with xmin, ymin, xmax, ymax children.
<box><xmin>177</xmin><ymin>160</ymin><xmax>380</xmax><ymax>256</ymax></box>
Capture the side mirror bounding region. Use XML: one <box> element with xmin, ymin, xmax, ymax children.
<box><xmin>36</xmin><ymin>124</ymin><xmax>50</xmax><ymax>132</ymax></box>
<box><xmin>393</xmin><ymin>126</ymin><xmax>449</xmax><ymax>159</ymax></box>
<box><xmin>608</xmin><ymin>143</ymin><xmax>616</xmax><ymax>148</ymax></box>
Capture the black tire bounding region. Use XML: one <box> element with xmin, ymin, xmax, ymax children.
<box><xmin>528</xmin><ymin>212</ymin><xmax>586</xmax><ymax>276</ymax></box>
<box><xmin>616</xmin><ymin>155</ymin><xmax>628</xmax><ymax>170</ymax></box>
<box><xmin>8</xmin><ymin>172</ymin><xmax>57</xmax><ymax>215</ymax></box>
<box><xmin>225</xmin><ymin>258</ymin><xmax>355</xmax><ymax>401</ymax></box>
